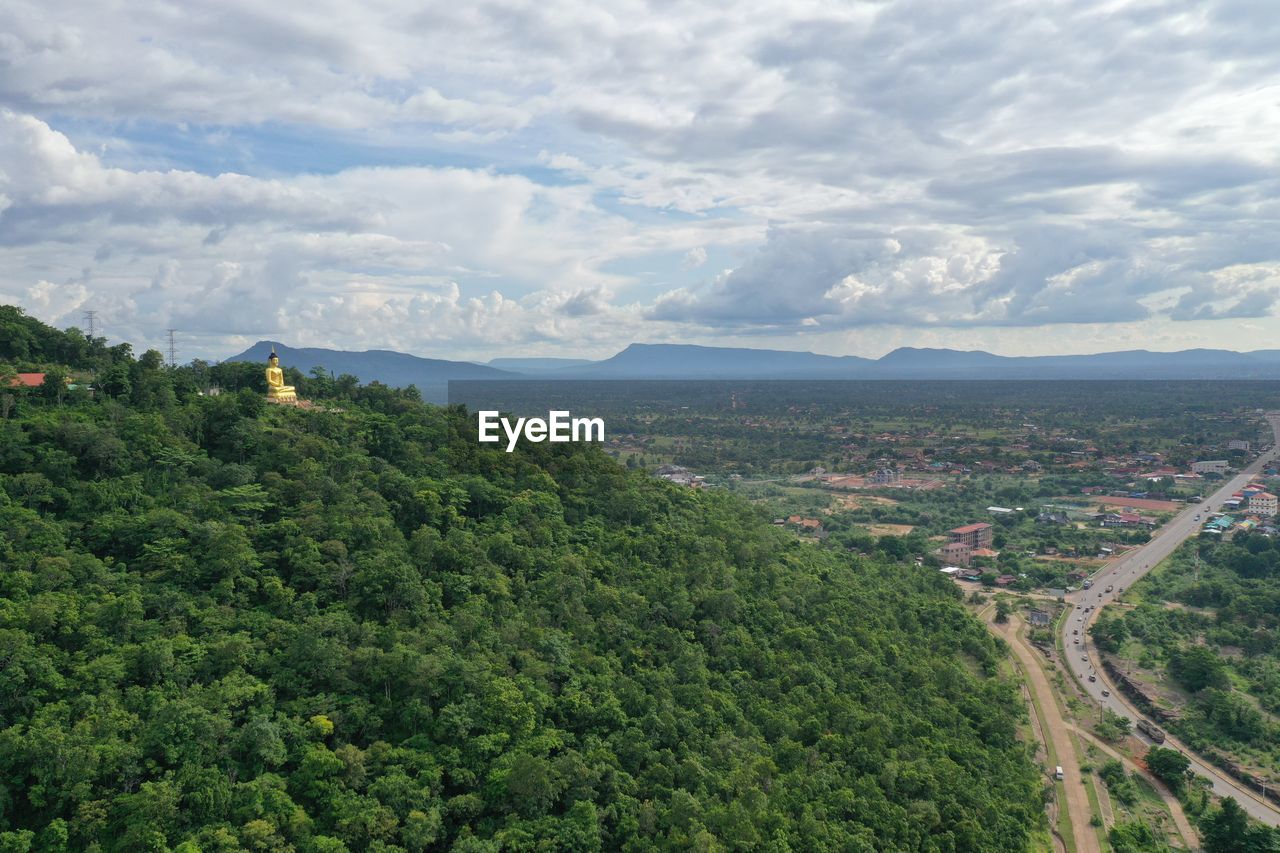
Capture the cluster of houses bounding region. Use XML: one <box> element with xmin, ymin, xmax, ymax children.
<box><xmin>1204</xmin><ymin>481</ymin><xmax>1279</xmax><ymax>536</ymax></box>
<box><xmin>1203</xmin><ymin>514</ymin><xmax>1274</xmax><ymax>536</ymax></box>
<box><xmin>1222</xmin><ymin>483</ymin><xmax>1278</xmax><ymax>516</ymax></box>
<box><xmin>774</xmin><ymin>515</ymin><xmax>827</xmax><ymax>538</ymax></box>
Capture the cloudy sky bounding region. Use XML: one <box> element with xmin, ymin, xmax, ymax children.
<box><xmin>2</xmin><ymin>0</ymin><xmax>1278</xmax><ymax>362</ymax></box>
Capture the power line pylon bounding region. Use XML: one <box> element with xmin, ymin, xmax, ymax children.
<box><xmin>166</xmin><ymin>329</ymin><xmax>178</xmax><ymax>368</ymax></box>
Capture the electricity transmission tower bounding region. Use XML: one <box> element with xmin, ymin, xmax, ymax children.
<box><xmin>166</xmin><ymin>329</ymin><xmax>178</xmax><ymax>368</ymax></box>
<box><xmin>83</xmin><ymin>310</ymin><xmax>97</xmax><ymax>339</ymax></box>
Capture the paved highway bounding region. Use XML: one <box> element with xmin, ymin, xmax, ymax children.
<box><xmin>1061</xmin><ymin>413</ymin><xmax>1280</xmax><ymax>826</ymax></box>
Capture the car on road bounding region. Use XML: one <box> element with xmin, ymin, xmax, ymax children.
<box><xmin>1101</xmin><ymin>690</ymin><xmax>1110</xmax><ymax>697</ymax></box>
<box><xmin>1081</xmin><ymin>656</ymin><xmax>1088</xmax><ymax>662</ymax></box>
<box><xmin>1073</xmin><ymin>629</ymin><xmax>1078</xmax><ymax>635</ymax></box>
<box><xmin>1088</xmin><ymin>675</ymin><xmax>1097</xmax><ymax>682</ymax></box>
<box><xmin>1073</xmin><ymin>639</ymin><xmax>1079</xmax><ymax>644</ymax></box>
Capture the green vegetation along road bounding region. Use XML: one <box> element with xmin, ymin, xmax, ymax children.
<box><xmin>993</xmin><ymin>610</ymin><xmax>1102</xmax><ymax>852</ymax></box>
<box><xmin>1064</xmin><ymin>412</ymin><xmax>1280</xmax><ymax>826</ymax></box>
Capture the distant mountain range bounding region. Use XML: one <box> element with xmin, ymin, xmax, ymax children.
<box><xmin>568</xmin><ymin>344</ymin><xmax>1280</xmax><ymax>379</ymax></box>
<box><xmin>224</xmin><ymin>340</ymin><xmax>1280</xmax><ymax>400</ymax></box>
<box><xmin>225</xmin><ymin>341</ymin><xmax>517</xmax><ymax>401</ymax></box>
<box><xmin>485</xmin><ymin>357</ymin><xmax>594</xmax><ymax>373</ymax></box>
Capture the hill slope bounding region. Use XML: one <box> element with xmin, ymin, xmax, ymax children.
<box><xmin>0</xmin><ymin>334</ymin><xmax>1043</xmax><ymax>850</ymax></box>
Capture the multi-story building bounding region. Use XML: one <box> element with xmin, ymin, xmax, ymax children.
<box><xmin>1249</xmin><ymin>492</ymin><xmax>1278</xmax><ymax>517</ymax></box>
<box><xmin>1191</xmin><ymin>460</ymin><xmax>1230</xmax><ymax>475</ymax></box>
<box><xmin>948</xmin><ymin>522</ymin><xmax>993</xmax><ymax>549</ymax></box>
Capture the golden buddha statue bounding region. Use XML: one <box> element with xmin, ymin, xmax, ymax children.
<box><xmin>265</xmin><ymin>350</ymin><xmax>297</xmax><ymax>402</ymax></box>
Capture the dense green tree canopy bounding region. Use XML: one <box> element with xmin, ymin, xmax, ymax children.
<box><xmin>0</xmin><ymin>317</ymin><xmax>1045</xmax><ymax>850</ymax></box>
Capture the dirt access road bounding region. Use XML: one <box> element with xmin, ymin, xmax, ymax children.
<box><xmin>991</xmin><ymin>610</ymin><xmax>1102</xmax><ymax>852</ymax></box>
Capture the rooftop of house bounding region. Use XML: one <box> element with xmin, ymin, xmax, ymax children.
<box><xmin>950</xmin><ymin>522</ymin><xmax>992</xmax><ymax>534</ymax></box>
<box><xmin>7</xmin><ymin>372</ymin><xmax>46</xmax><ymax>388</ymax></box>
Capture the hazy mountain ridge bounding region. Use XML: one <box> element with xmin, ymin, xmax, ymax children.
<box><xmin>224</xmin><ymin>340</ymin><xmax>1280</xmax><ymax>387</ymax></box>
<box><xmin>224</xmin><ymin>341</ymin><xmax>516</xmax><ymax>400</ymax></box>
<box><xmin>543</xmin><ymin>343</ymin><xmax>1280</xmax><ymax>379</ymax></box>
<box><xmin>486</xmin><ymin>357</ymin><xmax>595</xmax><ymax>373</ymax></box>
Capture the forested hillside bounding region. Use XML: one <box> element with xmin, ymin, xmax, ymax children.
<box><xmin>1</xmin><ymin>307</ymin><xmax>1042</xmax><ymax>850</ymax></box>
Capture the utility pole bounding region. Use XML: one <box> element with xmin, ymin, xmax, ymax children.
<box><xmin>166</xmin><ymin>329</ymin><xmax>178</xmax><ymax>368</ymax></box>
<box><xmin>83</xmin><ymin>310</ymin><xmax>97</xmax><ymax>339</ymax></box>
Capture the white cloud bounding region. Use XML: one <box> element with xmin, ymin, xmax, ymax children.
<box><xmin>3</xmin><ymin>0</ymin><xmax>1280</xmax><ymax>357</ymax></box>
<box><xmin>0</xmin><ymin>112</ymin><xmax>723</xmax><ymax>357</ymax></box>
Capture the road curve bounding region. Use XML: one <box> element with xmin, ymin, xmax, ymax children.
<box><xmin>1061</xmin><ymin>413</ymin><xmax>1280</xmax><ymax>826</ymax></box>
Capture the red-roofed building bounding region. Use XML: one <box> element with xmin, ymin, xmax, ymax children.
<box><xmin>948</xmin><ymin>522</ymin><xmax>993</xmax><ymax>549</ymax></box>
<box><xmin>7</xmin><ymin>373</ymin><xmax>46</xmax><ymax>388</ymax></box>
<box><xmin>1248</xmin><ymin>492</ymin><xmax>1278</xmax><ymax>517</ymax></box>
